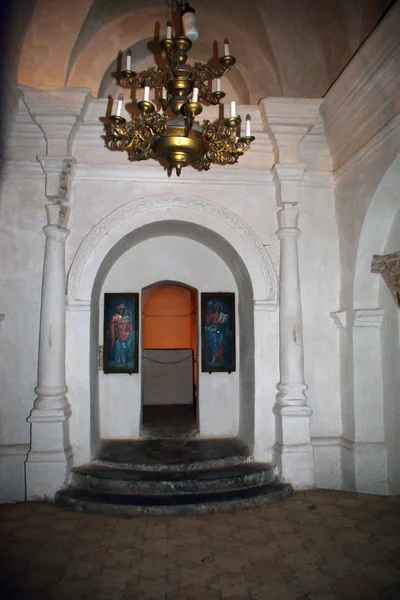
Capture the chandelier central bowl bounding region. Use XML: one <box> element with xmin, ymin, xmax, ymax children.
<box><xmin>154</xmin><ymin>126</ymin><xmax>205</xmax><ymax>176</ymax></box>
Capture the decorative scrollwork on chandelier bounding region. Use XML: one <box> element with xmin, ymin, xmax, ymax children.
<box><xmin>106</xmin><ymin>2</ymin><xmax>254</xmax><ymax>176</ymax></box>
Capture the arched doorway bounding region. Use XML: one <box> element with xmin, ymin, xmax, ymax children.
<box><xmin>141</xmin><ymin>281</ymin><xmax>198</xmax><ymax>436</ymax></box>
<box><xmin>66</xmin><ymin>195</ymin><xmax>278</xmax><ymax>466</ymax></box>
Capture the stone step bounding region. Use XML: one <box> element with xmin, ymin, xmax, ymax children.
<box><xmin>93</xmin><ymin>437</ymin><xmax>252</xmax><ymax>472</ymax></box>
<box><xmin>55</xmin><ymin>438</ymin><xmax>293</xmax><ymax>516</ymax></box>
<box><xmin>70</xmin><ymin>462</ymin><xmax>276</xmax><ymax>495</ymax></box>
<box><xmin>55</xmin><ymin>480</ymin><xmax>293</xmax><ymax>516</ymax></box>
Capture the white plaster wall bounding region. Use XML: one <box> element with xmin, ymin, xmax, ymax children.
<box><xmin>299</xmin><ymin>185</ymin><xmax>341</xmax><ymax>438</ymax></box>
<box><xmin>381</xmin><ymin>210</ymin><xmax>400</xmax><ymax>494</ymax></box>
<box><xmin>297</xmin><ymin>184</ymin><xmax>342</xmax><ymax>489</ymax></box>
<box><xmin>0</xmin><ymin>170</ymin><xmax>45</xmax><ymax>447</ymax></box>
<box><xmin>66</xmin><ymin>177</ymin><xmax>278</xmax><ymax>274</ymax></box>
<box><xmin>99</xmin><ymin>236</ymin><xmax>239</xmax><ymax>439</ymax></box>
<box><xmin>323</xmin><ymin>2</ymin><xmax>400</xmax><ymax>494</ymax></box>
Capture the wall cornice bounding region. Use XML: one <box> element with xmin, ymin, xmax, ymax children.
<box><xmin>353</xmin><ymin>308</ymin><xmax>384</xmax><ymax>329</ymax></box>
<box><xmin>261</xmin><ymin>98</ymin><xmax>322</xmax><ymax>164</ymax></box>
<box><xmin>22</xmin><ymin>87</ymin><xmax>91</xmax><ymax>156</ymax></box>
<box><xmin>72</xmin><ymin>162</ymin><xmax>275</xmax><ymax>186</ymax></box>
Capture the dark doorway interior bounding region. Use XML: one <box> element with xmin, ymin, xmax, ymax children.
<box><xmin>141</xmin><ymin>282</ymin><xmax>198</xmax><ymax>438</ymax></box>
<box><xmin>141</xmin><ymin>405</ymin><xmax>197</xmax><ymax>439</ymax></box>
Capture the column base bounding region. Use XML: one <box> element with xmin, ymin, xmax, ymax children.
<box><xmin>273</xmin><ymin>403</ymin><xmax>315</xmax><ymax>489</ymax></box>
<box><xmin>26</xmin><ymin>406</ymin><xmax>73</xmax><ymax>500</ymax></box>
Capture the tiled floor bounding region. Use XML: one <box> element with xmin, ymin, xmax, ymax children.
<box><xmin>1</xmin><ymin>489</ymin><xmax>400</xmax><ymax>599</ymax></box>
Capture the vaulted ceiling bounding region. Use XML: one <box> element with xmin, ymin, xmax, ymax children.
<box><xmin>10</xmin><ymin>0</ymin><xmax>396</xmax><ymax>102</ymax></box>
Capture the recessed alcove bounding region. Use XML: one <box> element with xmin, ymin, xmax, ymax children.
<box><xmin>90</xmin><ymin>219</ymin><xmax>256</xmax><ymax>460</ymax></box>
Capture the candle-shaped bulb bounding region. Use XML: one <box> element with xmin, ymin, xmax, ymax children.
<box><xmin>162</xmin><ymin>86</ymin><xmax>167</xmax><ymax>100</ymax></box>
<box><xmin>166</xmin><ymin>21</ymin><xmax>172</xmax><ymax>39</ymax></box>
<box><xmin>116</xmin><ymin>94</ymin><xmax>123</xmax><ymax>117</ymax></box>
<box><xmin>181</xmin><ymin>2</ymin><xmax>199</xmax><ymax>42</ymax></box>
<box><xmin>126</xmin><ymin>49</ymin><xmax>132</xmax><ymax>71</ymax></box>
<box><xmin>230</xmin><ymin>100</ymin><xmax>236</xmax><ymax>118</ymax></box>
<box><xmin>216</xmin><ymin>78</ymin><xmax>221</xmax><ymax>92</ymax></box>
<box><xmin>224</xmin><ymin>38</ymin><xmax>230</xmax><ymax>56</ymax></box>
<box><xmin>192</xmin><ymin>87</ymin><xmax>199</xmax><ymax>103</ymax></box>
<box><xmin>144</xmin><ymin>86</ymin><xmax>150</xmax><ymax>102</ymax></box>
<box><xmin>245</xmin><ymin>113</ymin><xmax>251</xmax><ymax>137</ymax></box>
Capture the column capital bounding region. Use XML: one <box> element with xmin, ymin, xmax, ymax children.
<box><xmin>45</xmin><ymin>203</ymin><xmax>70</xmax><ymax>230</ymax></box>
<box><xmin>277</xmin><ymin>205</ymin><xmax>300</xmax><ymax>234</ymax></box>
<box><xmin>273</xmin><ymin>164</ymin><xmax>306</xmax><ymax>206</ymax></box>
<box><xmin>23</xmin><ymin>87</ymin><xmax>90</xmax><ymax>156</ymax></box>
<box><xmin>38</xmin><ymin>156</ymin><xmax>75</xmax><ymax>204</ymax></box>
<box><xmin>261</xmin><ymin>98</ymin><xmax>322</xmax><ymax>164</ymax></box>
<box><xmin>273</xmin><ymin>164</ymin><xmax>306</xmax><ymax>183</ymax></box>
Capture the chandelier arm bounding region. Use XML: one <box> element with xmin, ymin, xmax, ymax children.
<box><xmin>120</xmin><ymin>66</ymin><xmax>166</xmax><ymax>89</ymax></box>
<box><xmin>195</xmin><ymin>81</ymin><xmax>225</xmax><ymax>106</ymax></box>
<box><xmin>192</xmin><ymin>60</ymin><xmax>234</xmax><ymax>83</ymax></box>
<box><xmin>109</xmin><ymin>112</ymin><xmax>169</xmax><ymax>163</ymax></box>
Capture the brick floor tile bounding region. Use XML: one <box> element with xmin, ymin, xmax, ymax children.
<box><xmin>167</xmin><ymin>583</ymin><xmax>209</xmax><ymax>599</ymax></box>
<box><xmin>283</xmin><ymin>550</ymin><xmax>321</xmax><ymax>572</ymax></box>
<box><xmin>62</xmin><ymin>558</ymin><xmax>93</xmax><ymax>580</ymax></box>
<box><xmin>360</xmin><ymin>561</ymin><xmax>400</xmax><ymax>584</ymax></box>
<box><xmin>95</xmin><ymin>592</ymin><xmax>126</xmax><ymax>600</ymax></box>
<box><xmin>322</xmin><ymin>555</ymin><xmax>361</xmax><ymax>578</ymax></box>
<box><xmin>295</xmin><ymin>569</ymin><xmax>335</xmax><ymax>594</ymax></box>
<box><xmin>242</xmin><ymin>558</ymin><xmax>286</xmax><ymax>584</ymax></box>
<box><xmin>302</xmin><ymin>594</ymin><xmax>338</xmax><ymax>600</ymax></box>
<box><xmin>250</xmin><ymin>580</ymin><xmax>305</xmax><ymax>600</ymax></box>
<box><xmin>99</xmin><ymin>566</ymin><xmax>132</xmax><ymax>590</ymax></box>
<box><xmin>330</xmin><ymin>574</ymin><xmax>384</xmax><ymax>598</ymax></box>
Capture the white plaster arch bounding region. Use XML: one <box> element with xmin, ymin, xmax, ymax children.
<box><xmin>67</xmin><ymin>194</ymin><xmax>277</xmax><ymax>307</ymax></box>
<box><xmin>353</xmin><ymin>155</ymin><xmax>400</xmax><ymax>309</ymax></box>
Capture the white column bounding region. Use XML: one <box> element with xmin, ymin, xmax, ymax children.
<box><xmin>261</xmin><ymin>98</ymin><xmax>323</xmax><ymax>489</ymax></box>
<box><xmin>276</xmin><ymin>205</ymin><xmax>307</xmax><ymax>405</ymax></box>
<box><xmin>26</xmin><ymin>204</ymin><xmax>72</xmax><ymax>500</ymax></box>
<box><xmin>272</xmin><ymin>167</ymin><xmax>315</xmax><ymax>489</ymax></box>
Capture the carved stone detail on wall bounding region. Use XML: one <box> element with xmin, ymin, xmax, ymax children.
<box><xmin>67</xmin><ymin>196</ymin><xmax>277</xmax><ymax>302</ymax></box>
<box><xmin>329</xmin><ymin>310</ymin><xmax>347</xmax><ymax>329</ymax></box>
<box><xmin>371</xmin><ymin>251</ymin><xmax>400</xmax><ymax>307</ymax></box>
<box><xmin>59</xmin><ymin>158</ymin><xmax>74</xmax><ymax>199</ymax></box>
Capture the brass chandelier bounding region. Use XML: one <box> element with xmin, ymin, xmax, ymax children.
<box><xmin>107</xmin><ymin>1</ymin><xmax>255</xmax><ymax>176</ymax></box>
